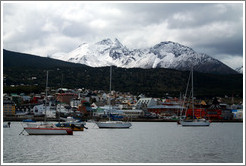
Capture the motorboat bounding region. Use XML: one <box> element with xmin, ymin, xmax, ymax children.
<box><xmin>55</xmin><ymin>116</ymin><xmax>87</xmax><ymax>131</ymax></box>
<box><xmin>55</xmin><ymin>122</ymin><xmax>86</xmax><ymax>131</ymax></box>
<box><xmin>60</xmin><ymin>116</ymin><xmax>86</xmax><ymax>125</ymax></box>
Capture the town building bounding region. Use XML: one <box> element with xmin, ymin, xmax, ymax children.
<box><xmin>232</xmin><ymin>109</ymin><xmax>243</xmax><ymax>120</ymax></box>
<box><xmin>56</xmin><ymin>93</ymin><xmax>78</xmax><ymax>105</ymax></box>
<box><xmin>135</xmin><ymin>98</ymin><xmax>157</xmax><ymax>110</ymax></box>
<box><xmin>148</xmin><ymin>105</ymin><xmax>184</xmax><ymax>117</ymax></box>
<box><xmin>3</xmin><ymin>100</ymin><xmax>16</xmax><ymax>116</ymax></box>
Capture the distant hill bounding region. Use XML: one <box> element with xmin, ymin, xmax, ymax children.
<box><xmin>3</xmin><ymin>49</ymin><xmax>85</xmax><ymax>68</ymax></box>
<box><xmin>3</xmin><ymin>49</ymin><xmax>243</xmax><ymax>98</ymax></box>
<box><xmin>235</xmin><ymin>66</ymin><xmax>243</xmax><ymax>74</ymax></box>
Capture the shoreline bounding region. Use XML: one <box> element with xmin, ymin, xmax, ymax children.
<box><xmin>3</xmin><ymin>116</ymin><xmax>243</xmax><ymax>123</ymax></box>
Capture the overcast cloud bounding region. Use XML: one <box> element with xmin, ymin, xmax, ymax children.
<box><xmin>2</xmin><ymin>1</ymin><xmax>244</xmax><ymax>69</ymax></box>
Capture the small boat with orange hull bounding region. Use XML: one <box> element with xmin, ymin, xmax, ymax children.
<box><xmin>55</xmin><ymin>123</ymin><xmax>87</xmax><ymax>131</ymax></box>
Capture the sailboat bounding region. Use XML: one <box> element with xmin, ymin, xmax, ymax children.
<box><xmin>96</xmin><ymin>66</ymin><xmax>132</xmax><ymax>129</ymax></box>
<box><xmin>180</xmin><ymin>67</ymin><xmax>210</xmax><ymax>127</ymax></box>
<box><xmin>23</xmin><ymin>71</ymin><xmax>73</xmax><ymax>135</ymax></box>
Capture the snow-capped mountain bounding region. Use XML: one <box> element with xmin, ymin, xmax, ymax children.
<box><xmin>235</xmin><ymin>66</ymin><xmax>243</xmax><ymax>74</ymax></box>
<box><xmin>50</xmin><ymin>38</ymin><xmax>237</xmax><ymax>74</ymax></box>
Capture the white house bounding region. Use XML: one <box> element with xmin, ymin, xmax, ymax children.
<box><xmin>32</xmin><ymin>103</ymin><xmax>57</xmax><ymax>118</ymax></box>
<box><xmin>135</xmin><ymin>98</ymin><xmax>157</xmax><ymax>109</ymax></box>
<box><xmin>70</xmin><ymin>98</ymin><xmax>81</xmax><ymax>108</ymax></box>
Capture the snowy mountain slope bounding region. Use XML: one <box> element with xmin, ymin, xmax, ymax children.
<box><xmin>49</xmin><ymin>38</ymin><xmax>238</xmax><ymax>74</ymax></box>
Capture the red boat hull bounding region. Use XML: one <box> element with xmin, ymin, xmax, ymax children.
<box><xmin>24</xmin><ymin>127</ymin><xmax>73</xmax><ymax>135</ymax></box>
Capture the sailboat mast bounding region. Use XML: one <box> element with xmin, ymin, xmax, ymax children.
<box><xmin>108</xmin><ymin>66</ymin><xmax>112</xmax><ymax>120</ymax></box>
<box><xmin>192</xmin><ymin>66</ymin><xmax>194</xmax><ymax>119</ymax></box>
<box><xmin>109</xmin><ymin>66</ymin><xmax>112</xmax><ymax>106</ymax></box>
<box><xmin>44</xmin><ymin>70</ymin><xmax>48</xmax><ymax>122</ymax></box>
<box><xmin>110</xmin><ymin>66</ymin><xmax>112</xmax><ymax>94</ymax></box>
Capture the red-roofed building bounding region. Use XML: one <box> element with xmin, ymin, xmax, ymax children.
<box><xmin>56</xmin><ymin>93</ymin><xmax>78</xmax><ymax>104</ymax></box>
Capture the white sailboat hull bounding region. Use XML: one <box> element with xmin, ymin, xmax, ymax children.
<box><xmin>179</xmin><ymin>67</ymin><xmax>211</xmax><ymax>127</ymax></box>
<box><xmin>96</xmin><ymin>121</ymin><xmax>132</xmax><ymax>128</ymax></box>
<box><xmin>180</xmin><ymin>120</ymin><xmax>210</xmax><ymax>127</ymax></box>
<box><xmin>24</xmin><ymin>127</ymin><xmax>73</xmax><ymax>135</ymax></box>
<box><xmin>96</xmin><ymin>67</ymin><xmax>132</xmax><ymax>129</ymax></box>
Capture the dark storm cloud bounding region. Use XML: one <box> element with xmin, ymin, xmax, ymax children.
<box><xmin>200</xmin><ymin>37</ymin><xmax>243</xmax><ymax>56</ymax></box>
<box><xmin>2</xmin><ymin>2</ymin><xmax>244</xmax><ymax>68</ymax></box>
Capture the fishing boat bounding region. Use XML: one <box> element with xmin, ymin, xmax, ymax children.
<box><xmin>180</xmin><ymin>67</ymin><xmax>210</xmax><ymax>127</ymax></box>
<box><xmin>96</xmin><ymin>66</ymin><xmax>132</xmax><ymax>129</ymax></box>
<box><xmin>23</xmin><ymin>71</ymin><xmax>73</xmax><ymax>135</ymax></box>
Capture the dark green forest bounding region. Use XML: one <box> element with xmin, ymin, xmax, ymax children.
<box><xmin>3</xmin><ymin>49</ymin><xmax>243</xmax><ymax>98</ymax></box>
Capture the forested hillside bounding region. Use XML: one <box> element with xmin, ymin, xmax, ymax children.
<box><xmin>3</xmin><ymin>49</ymin><xmax>243</xmax><ymax>98</ymax></box>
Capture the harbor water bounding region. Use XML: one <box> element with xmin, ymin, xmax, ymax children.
<box><xmin>3</xmin><ymin>122</ymin><xmax>244</xmax><ymax>163</ymax></box>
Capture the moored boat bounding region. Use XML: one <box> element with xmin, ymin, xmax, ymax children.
<box><xmin>24</xmin><ymin>126</ymin><xmax>73</xmax><ymax>135</ymax></box>
<box><xmin>22</xmin><ymin>71</ymin><xmax>73</xmax><ymax>135</ymax></box>
<box><xmin>55</xmin><ymin>116</ymin><xmax>87</xmax><ymax>131</ymax></box>
<box><xmin>23</xmin><ymin>119</ymin><xmax>36</xmax><ymax>122</ymax></box>
<box><xmin>96</xmin><ymin>121</ymin><xmax>132</xmax><ymax>128</ymax></box>
<box><xmin>23</xmin><ymin>122</ymin><xmax>73</xmax><ymax>135</ymax></box>
<box><xmin>95</xmin><ymin>66</ymin><xmax>132</xmax><ymax>129</ymax></box>
<box><xmin>180</xmin><ymin>66</ymin><xmax>210</xmax><ymax>127</ymax></box>
<box><xmin>180</xmin><ymin>118</ymin><xmax>210</xmax><ymax>127</ymax></box>
<box><xmin>55</xmin><ymin>122</ymin><xmax>85</xmax><ymax>131</ymax></box>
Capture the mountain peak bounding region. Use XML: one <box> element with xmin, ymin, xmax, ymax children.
<box><xmin>78</xmin><ymin>43</ymin><xmax>88</xmax><ymax>48</ymax></box>
<box><xmin>150</xmin><ymin>41</ymin><xmax>195</xmax><ymax>59</ymax></box>
<box><xmin>96</xmin><ymin>38</ymin><xmax>113</xmax><ymax>45</ymax></box>
<box><xmin>49</xmin><ymin>38</ymin><xmax>238</xmax><ymax>74</ymax></box>
<box><xmin>113</xmin><ymin>38</ymin><xmax>123</xmax><ymax>48</ymax></box>
<box><xmin>153</xmin><ymin>41</ymin><xmax>193</xmax><ymax>51</ymax></box>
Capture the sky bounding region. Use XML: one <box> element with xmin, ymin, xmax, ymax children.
<box><xmin>2</xmin><ymin>1</ymin><xmax>244</xmax><ymax>69</ymax></box>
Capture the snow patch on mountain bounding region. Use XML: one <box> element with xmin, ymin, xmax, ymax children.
<box><xmin>49</xmin><ymin>38</ymin><xmax>237</xmax><ymax>74</ymax></box>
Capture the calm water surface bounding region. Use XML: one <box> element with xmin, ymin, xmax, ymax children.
<box><xmin>3</xmin><ymin>122</ymin><xmax>243</xmax><ymax>163</ymax></box>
